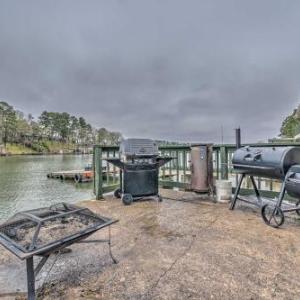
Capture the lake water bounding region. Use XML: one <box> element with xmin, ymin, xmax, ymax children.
<box><xmin>0</xmin><ymin>155</ymin><xmax>94</xmax><ymax>221</ymax></box>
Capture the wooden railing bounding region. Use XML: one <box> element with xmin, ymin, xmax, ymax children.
<box><xmin>93</xmin><ymin>142</ymin><xmax>300</xmax><ymax>200</ymax></box>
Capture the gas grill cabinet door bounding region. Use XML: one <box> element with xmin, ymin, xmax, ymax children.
<box><xmin>122</xmin><ymin>168</ymin><xmax>159</xmax><ymax>197</ymax></box>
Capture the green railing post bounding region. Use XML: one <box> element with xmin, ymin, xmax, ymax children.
<box><xmin>94</xmin><ymin>146</ymin><xmax>103</xmax><ymax>200</ymax></box>
<box><xmin>93</xmin><ymin>146</ymin><xmax>96</xmax><ymax>194</ymax></box>
<box><xmin>220</xmin><ymin>146</ymin><xmax>228</xmax><ymax>180</ymax></box>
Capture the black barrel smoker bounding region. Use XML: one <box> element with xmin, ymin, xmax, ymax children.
<box><xmin>230</xmin><ymin>146</ymin><xmax>300</xmax><ymax>227</ymax></box>
<box><xmin>105</xmin><ymin>139</ymin><xmax>172</xmax><ymax>205</ymax></box>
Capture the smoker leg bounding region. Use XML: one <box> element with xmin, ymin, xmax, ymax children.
<box><xmin>250</xmin><ymin>176</ymin><xmax>262</xmax><ymax>206</ymax></box>
<box><xmin>26</xmin><ymin>257</ymin><xmax>35</xmax><ymax>300</ymax></box>
<box><xmin>229</xmin><ymin>174</ymin><xmax>245</xmax><ymax>210</ymax></box>
<box><xmin>108</xmin><ymin>226</ymin><xmax>118</xmax><ymax>264</ymax></box>
<box><xmin>276</xmin><ymin>181</ymin><xmax>286</xmax><ymax>208</ymax></box>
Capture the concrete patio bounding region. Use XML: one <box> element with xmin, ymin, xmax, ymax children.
<box><xmin>1</xmin><ymin>189</ymin><xmax>300</xmax><ymax>299</ymax></box>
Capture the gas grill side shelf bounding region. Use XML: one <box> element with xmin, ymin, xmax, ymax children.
<box><xmin>157</xmin><ymin>156</ymin><xmax>173</xmax><ymax>167</ymax></box>
<box><xmin>104</xmin><ymin>158</ymin><xmax>124</xmax><ymax>168</ymax></box>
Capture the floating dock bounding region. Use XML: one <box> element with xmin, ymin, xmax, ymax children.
<box><xmin>47</xmin><ymin>169</ymin><xmax>94</xmax><ymax>183</ymax></box>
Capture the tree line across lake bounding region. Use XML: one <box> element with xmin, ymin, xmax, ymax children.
<box><xmin>0</xmin><ymin>101</ymin><xmax>122</xmax><ymax>153</ymax></box>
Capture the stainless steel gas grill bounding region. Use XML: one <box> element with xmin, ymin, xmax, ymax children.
<box><xmin>0</xmin><ymin>203</ymin><xmax>118</xmax><ymax>300</ymax></box>
<box><xmin>230</xmin><ymin>146</ymin><xmax>300</xmax><ymax>227</ymax></box>
<box><xmin>105</xmin><ymin>138</ymin><xmax>172</xmax><ymax>205</ymax></box>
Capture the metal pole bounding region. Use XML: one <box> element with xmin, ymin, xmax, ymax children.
<box><xmin>26</xmin><ymin>257</ymin><xmax>35</xmax><ymax>300</ymax></box>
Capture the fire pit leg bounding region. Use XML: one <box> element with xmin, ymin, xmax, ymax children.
<box><xmin>229</xmin><ymin>174</ymin><xmax>245</xmax><ymax>210</ymax></box>
<box><xmin>108</xmin><ymin>226</ymin><xmax>118</xmax><ymax>264</ymax></box>
<box><xmin>26</xmin><ymin>257</ymin><xmax>36</xmax><ymax>300</ymax></box>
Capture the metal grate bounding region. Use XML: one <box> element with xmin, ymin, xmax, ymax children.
<box><xmin>0</xmin><ymin>203</ymin><xmax>107</xmax><ymax>253</ymax></box>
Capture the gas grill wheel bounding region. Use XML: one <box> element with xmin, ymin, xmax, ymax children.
<box><xmin>122</xmin><ymin>193</ymin><xmax>133</xmax><ymax>205</ymax></box>
<box><xmin>114</xmin><ymin>188</ymin><xmax>121</xmax><ymax>199</ymax></box>
<box><xmin>261</xmin><ymin>204</ymin><xmax>285</xmax><ymax>228</ymax></box>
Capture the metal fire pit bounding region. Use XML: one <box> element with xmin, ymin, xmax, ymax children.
<box><xmin>230</xmin><ymin>146</ymin><xmax>300</xmax><ymax>228</ymax></box>
<box><xmin>105</xmin><ymin>138</ymin><xmax>172</xmax><ymax>205</ymax></box>
<box><xmin>0</xmin><ymin>203</ymin><xmax>118</xmax><ymax>300</ymax></box>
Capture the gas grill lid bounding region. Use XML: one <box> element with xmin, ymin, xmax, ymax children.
<box><xmin>232</xmin><ymin>146</ymin><xmax>300</xmax><ymax>179</ymax></box>
<box><xmin>120</xmin><ymin>138</ymin><xmax>159</xmax><ymax>157</ymax></box>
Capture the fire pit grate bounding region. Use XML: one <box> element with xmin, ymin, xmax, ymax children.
<box><xmin>0</xmin><ymin>203</ymin><xmax>118</xmax><ymax>300</ymax></box>
<box><xmin>0</xmin><ymin>203</ymin><xmax>108</xmax><ymax>253</ymax></box>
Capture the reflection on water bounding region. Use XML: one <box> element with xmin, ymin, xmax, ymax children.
<box><xmin>0</xmin><ymin>155</ymin><xmax>94</xmax><ymax>221</ymax></box>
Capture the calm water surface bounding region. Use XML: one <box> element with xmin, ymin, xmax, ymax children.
<box><xmin>0</xmin><ymin>155</ymin><xmax>94</xmax><ymax>221</ymax></box>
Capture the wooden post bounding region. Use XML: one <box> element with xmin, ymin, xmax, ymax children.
<box><xmin>216</xmin><ymin>150</ymin><xmax>220</xmax><ymax>180</ymax></box>
<box><xmin>220</xmin><ymin>146</ymin><xmax>228</xmax><ymax>180</ymax></box>
<box><xmin>94</xmin><ymin>146</ymin><xmax>103</xmax><ymax>200</ymax></box>
<box><xmin>183</xmin><ymin>150</ymin><xmax>186</xmax><ymax>182</ymax></box>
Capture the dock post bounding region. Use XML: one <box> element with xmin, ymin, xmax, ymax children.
<box><xmin>94</xmin><ymin>146</ymin><xmax>103</xmax><ymax>200</ymax></box>
<box><xmin>220</xmin><ymin>146</ymin><xmax>228</xmax><ymax>180</ymax></box>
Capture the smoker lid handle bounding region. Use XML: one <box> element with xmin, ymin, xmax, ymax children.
<box><xmin>243</xmin><ymin>153</ymin><xmax>261</xmax><ymax>161</ymax></box>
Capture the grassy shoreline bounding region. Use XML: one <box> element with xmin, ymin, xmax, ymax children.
<box><xmin>1</xmin><ymin>142</ymin><xmax>91</xmax><ymax>156</ymax></box>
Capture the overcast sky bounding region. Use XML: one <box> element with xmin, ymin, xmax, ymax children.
<box><xmin>0</xmin><ymin>0</ymin><xmax>300</xmax><ymax>143</ymax></box>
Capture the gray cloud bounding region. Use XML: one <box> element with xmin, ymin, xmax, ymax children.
<box><xmin>0</xmin><ymin>0</ymin><xmax>300</xmax><ymax>143</ymax></box>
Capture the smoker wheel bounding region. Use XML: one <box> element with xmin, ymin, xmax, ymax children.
<box><xmin>114</xmin><ymin>188</ymin><xmax>121</xmax><ymax>199</ymax></box>
<box><xmin>158</xmin><ymin>195</ymin><xmax>163</xmax><ymax>202</ymax></box>
<box><xmin>122</xmin><ymin>194</ymin><xmax>133</xmax><ymax>205</ymax></box>
<box><xmin>261</xmin><ymin>204</ymin><xmax>284</xmax><ymax>228</ymax></box>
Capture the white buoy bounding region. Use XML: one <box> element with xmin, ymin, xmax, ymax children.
<box><xmin>216</xmin><ymin>180</ymin><xmax>232</xmax><ymax>203</ymax></box>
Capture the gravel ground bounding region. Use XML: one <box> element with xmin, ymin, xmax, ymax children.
<box><xmin>1</xmin><ymin>189</ymin><xmax>300</xmax><ymax>299</ymax></box>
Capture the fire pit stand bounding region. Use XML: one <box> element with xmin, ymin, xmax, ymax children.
<box><xmin>0</xmin><ymin>203</ymin><xmax>118</xmax><ymax>300</ymax></box>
